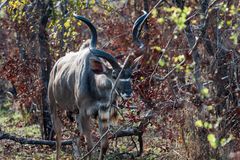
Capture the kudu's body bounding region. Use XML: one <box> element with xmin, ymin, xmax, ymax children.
<box><xmin>48</xmin><ymin>45</ymin><xmax>114</xmax><ymax>160</ymax></box>
<box><xmin>48</xmin><ymin>12</ymin><xmax>148</xmax><ymax>160</ymax></box>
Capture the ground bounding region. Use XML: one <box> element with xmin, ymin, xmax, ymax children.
<box><xmin>0</xmin><ymin>96</ymin><xmax>190</xmax><ymax>160</ymax></box>
<box><xmin>0</xmin><ymin>101</ymin><xmax>72</xmax><ymax>160</ymax></box>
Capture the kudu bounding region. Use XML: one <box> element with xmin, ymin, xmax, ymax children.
<box><xmin>48</xmin><ymin>11</ymin><xmax>148</xmax><ymax>160</ymax></box>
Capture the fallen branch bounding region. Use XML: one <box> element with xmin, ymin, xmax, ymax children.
<box><xmin>0</xmin><ymin>131</ymin><xmax>72</xmax><ymax>146</ymax></box>
<box><xmin>0</xmin><ymin>126</ymin><xmax>145</xmax><ymax>147</ymax></box>
<box><xmin>0</xmin><ymin>111</ymin><xmax>153</xmax><ymax>157</ymax></box>
<box><xmin>111</xmin><ymin>110</ymin><xmax>153</xmax><ymax>156</ymax></box>
<box><xmin>111</xmin><ymin>127</ymin><xmax>141</xmax><ymax>138</ymax></box>
<box><xmin>0</xmin><ymin>123</ymin><xmax>151</xmax><ymax>159</ymax></box>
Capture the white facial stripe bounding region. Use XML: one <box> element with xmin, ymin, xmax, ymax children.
<box><xmin>119</xmin><ymin>78</ymin><xmax>130</xmax><ymax>82</ymax></box>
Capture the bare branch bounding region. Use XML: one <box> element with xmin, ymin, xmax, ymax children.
<box><xmin>0</xmin><ymin>0</ymin><xmax>8</xmax><ymax>10</ymax></box>
<box><xmin>80</xmin><ymin>128</ymin><xmax>111</xmax><ymax>160</ymax></box>
<box><xmin>153</xmin><ymin>59</ymin><xmax>186</xmax><ymax>82</ymax></box>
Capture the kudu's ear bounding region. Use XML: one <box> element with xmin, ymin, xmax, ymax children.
<box><xmin>131</xmin><ymin>55</ymin><xmax>143</xmax><ymax>71</ymax></box>
<box><xmin>90</xmin><ymin>57</ymin><xmax>105</xmax><ymax>74</ymax></box>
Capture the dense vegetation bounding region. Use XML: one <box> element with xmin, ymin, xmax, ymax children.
<box><xmin>0</xmin><ymin>0</ymin><xmax>239</xmax><ymax>159</ymax></box>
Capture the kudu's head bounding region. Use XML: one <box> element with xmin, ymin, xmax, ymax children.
<box><xmin>73</xmin><ymin>12</ymin><xmax>147</xmax><ymax>100</ymax></box>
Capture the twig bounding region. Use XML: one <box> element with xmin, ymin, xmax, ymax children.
<box><xmin>149</xmin><ymin>26</ymin><xmax>177</xmax><ymax>85</ymax></box>
<box><xmin>0</xmin><ymin>0</ymin><xmax>8</xmax><ymax>10</ymax></box>
<box><xmin>148</xmin><ymin>0</ymin><xmax>165</xmax><ymax>16</ymax></box>
<box><xmin>101</xmin><ymin>31</ymin><xmax>130</xmax><ymax>49</ymax></box>
<box><xmin>96</xmin><ymin>3</ymin><xmax>132</xmax><ymax>22</ymax></box>
<box><xmin>80</xmin><ymin>128</ymin><xmax>110</xmax><ymax>160</ymax></box>
<box><xmin>109</xmin><ymin>54</ymin><xmax>131</xmax><ymax>106</ymax></box>
<box><xmin>130</xmin><ymin>136</ymin><xmax>139</xmax><ymax>153</ymax></box>
<box><xmin>209</xmin><ymin>0</ymin><xmax>223</xmax><ymax>8</ymax></box>
<box><xmin>80</xmin><ymin>125</ymin><xmax>130</xmax><ymax>160</ymax></box>
<box><xmin>172</xmin><ymin>149</ymin><xmax>185</xmax><ymax>159</ymax></box>
<box><xmin>188</xmin><ymin>10</ymin><xmax>209</xmax><ymax>56</ymax></box>
<box><xmin>153</xmin><ymin>59</ymin><xmax>186</xmax><ymax>81</ymax></box>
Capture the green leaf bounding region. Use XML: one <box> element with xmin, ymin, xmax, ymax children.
<box><xmin>226</xmin><ymin>20</ymin><xmax>232</xmax><ymax>26</ymax></box>
<box><xmin>201</xmin><ymin>87</ymin><xmax>209</xmax><ymax>97</ymax></box>
<box><xmin>207</xmin><ymin>134</ymin><xmax>218</xmax><ymax>149</ymax></box>
<box><xmin>157</xmin><ymin>18</ymin><xmax>164</xmax><ymax>24</ymax></box>
<box><xmin>178</xmin><ymin>55</ymin><xmax>185</xmax><ymax>62</ymax></box>
<box><xmin>195</xmin><ymin>120</ymin><xmax>203</xmax><ymax>127</ymax></box>
<box><xmin>151</xmin><ymin>8</ymin><xmax>158</xmax><ymax>18</ymax></box>
<box><xmin>204</xmin><ymin>122</ymin><xmax>212</xmax><ymax>129</ymax></box>
<box><xmin>152</xmin><ymin>46</ymin><xmax>161</xmax><ymax>52</ymax></box>
<box><xmin>230</xmin><ymin>33</ymin><xmax>239</xmax><ymax>45</ymax></box>
<box><xmin>64</xmin><ymin>19</ymin><xmax>71</xmax><ymax>29</ymax></box>
<box><xmin>230</xmin><ymin>5</ymin><xmax>237</xmax><ymax>15</ymax></box>
<box><xmin>158</xmin><ymin>59</ymin><xmax>165</xmax><ymax>67</ymax></box>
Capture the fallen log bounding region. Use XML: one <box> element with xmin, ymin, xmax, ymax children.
<box><xmin>0</xmin><ymin>131</ymin><xmax>72</xmax><ymax>146</ymax></box>
<box><xmin>0</xmin><ymin>127</ymin><xmax>143</xmax><ymax>146</ymax></box>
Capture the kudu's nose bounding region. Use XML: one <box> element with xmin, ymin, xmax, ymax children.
<box><xmin>120</xmin><ymin>92</ymin><xmax>132</xmax><ymax>100</ymax></box>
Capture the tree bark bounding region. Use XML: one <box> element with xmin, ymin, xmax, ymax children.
<box><xmin>37</xmin><ymin>0</ymin><xmax>53</xmax><ymax>140</ymax></box>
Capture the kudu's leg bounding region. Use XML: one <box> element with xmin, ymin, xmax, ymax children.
<box><xmin>76</xmin><ymin>114</ymin><xmax>93</xmax><ymax>160</ymax></box>
<box><xmin>50</xmin><ymin>105</ymin><xmax>62</xmax><ymax>160</ymax></box>
<box><xmin>98</xmin><ymin>109</ymin><xmax>109</xmax><ymax>160</ymax></box>
<box><xmin>48</xmin><ymin>85</ymin><xmax>62</xmax><ymax>159</ymax></box>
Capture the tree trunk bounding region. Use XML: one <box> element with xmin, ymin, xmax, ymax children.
<box><xmin>37</xmin><ymin>0</ymin><xmax>53</xmax><ymax>140</ymax></box>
